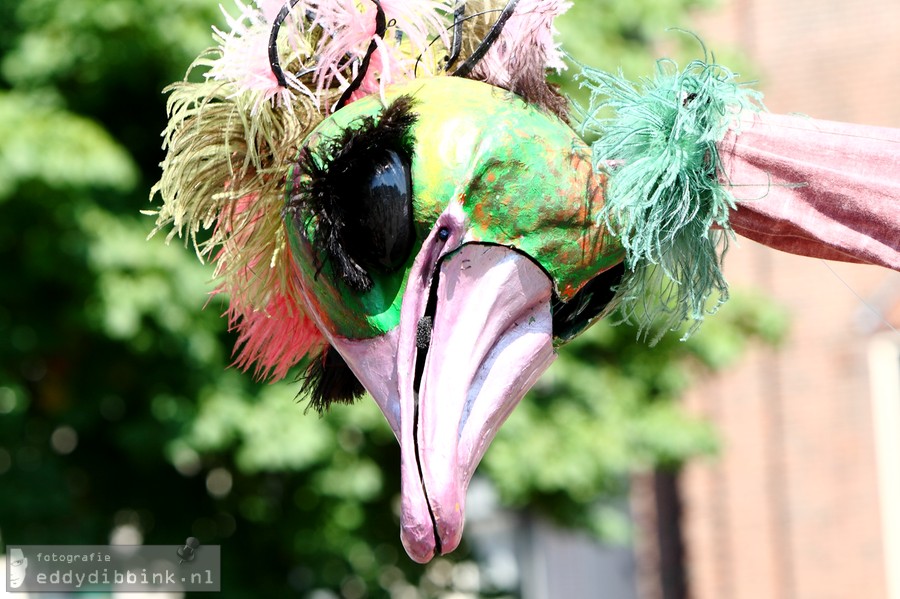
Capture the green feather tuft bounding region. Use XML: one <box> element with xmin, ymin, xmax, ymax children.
<box><xmin>575</xmin><ymin>53</ymin><xmax>763</xmax><ymax>342</ymax></box>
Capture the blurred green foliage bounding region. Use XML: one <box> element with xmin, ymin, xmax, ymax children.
<box><xmin>0</xmin><ymin>0</ymin><xmax>782</xmax><ymax>596</ymax></box>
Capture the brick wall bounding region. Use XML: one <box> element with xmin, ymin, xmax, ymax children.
<box><xmin>694</xmin><ymin>0</ymin><xmax>900</xmax><ymax>126</ymax></box>
<box><xmin>677</xmin><ymin>1</ymin><xmax>900</xmax><ymax>598</ymax></box>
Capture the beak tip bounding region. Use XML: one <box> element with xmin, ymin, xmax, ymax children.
<box><xmin>400</xmin><ymin>527</ymin><xmax>464</xmax><ymax>564</ymax></box>
<box><xmin>400</xmin><ymin>496</ymin><xmax>466</xmax><ymax>562</ymax></box>
<box><xmin>400</xmin><ymin>527</ymin><xmax>436</xmax><ymax>564</ymax></box>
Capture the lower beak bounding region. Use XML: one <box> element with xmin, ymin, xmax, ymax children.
<box><xmin>331</xmin><ymin>237</ymin><xmax>556</xmax><ymax>563</ymax></box>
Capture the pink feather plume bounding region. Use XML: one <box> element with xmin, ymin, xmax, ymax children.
<box><xmin>208</xmin><ymin>0</ymin><xmax>452</xmax><ymax>112</ymax></box>
<box><xmin>470</xmin><ymin>0</ymin><xmax>571</xmax><ymax>89</ymax></box>
<box><xmin>213</xmin><ymin>194</ymin><xmax>325</xmax><ymax>381</ymax></box>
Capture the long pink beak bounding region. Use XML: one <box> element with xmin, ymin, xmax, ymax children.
<box><xmin>333</xmin><ymin>222</ymin><xmax>556</xmax><ymax>562</ymax></box>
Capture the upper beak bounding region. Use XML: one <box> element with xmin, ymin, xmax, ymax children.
<box><xmin>332</xmin><ymin>218</ymin><xmax>556</xmax><ymax>562</ymax></box>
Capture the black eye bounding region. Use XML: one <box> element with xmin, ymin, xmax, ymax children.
<box><xmin>344</xmin><ymin>149</ymin><xmax>414</xmax><ymax>272</ymax></box>
<box><xmin>289</xmin><ymin>95</ymin><xmax>419</xmax><ymax>292</ymax></box>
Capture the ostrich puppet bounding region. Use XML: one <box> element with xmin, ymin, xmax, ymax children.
<box><xmin>151</xmin><ymin>0</ymin><xmax>900</xmax><ymax>563</ymax></box>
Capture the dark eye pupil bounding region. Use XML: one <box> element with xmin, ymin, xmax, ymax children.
<box><xmin>345</xmin><ymin>149</ymin><xmax>414</xmax><ymax>272</ymax></box>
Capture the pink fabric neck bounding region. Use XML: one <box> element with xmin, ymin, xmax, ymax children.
<box><xmin>720</xmin><ymin>112</ymin><xmax>900</xmax><ymax>270</ymax></box>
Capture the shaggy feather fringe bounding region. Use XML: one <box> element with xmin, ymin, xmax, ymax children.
<box><xmin>576</xmin><ymin>55</ymin><xmax>763</xmax><ymax>341</ymax></box>
<box><xmin>148</xmin><ymin>70</ymin><xmax>329</xmax><ymax>378</ymax></box>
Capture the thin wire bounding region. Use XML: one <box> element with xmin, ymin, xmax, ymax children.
<box><xmin>820</xmin><ymin>260</ymin><xmax>900</xmax><ymax>336</ymax></box>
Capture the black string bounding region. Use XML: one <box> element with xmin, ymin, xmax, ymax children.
<box><xmin>452</xmin><ymin>0</ymin><xmax>519</xmax><ymax>78</ymax></box>
<box><xmin>444</xmin><ymin>2</ymin><xmax>467</xmax><ymax>70</ymax></box>
<box><xmin>268</xmin><ymin>0</ymin><xmax>305</xmax><ymax>88</ymax></box>
<box><xmin>412</xmin><ymin>8</ymin><xmax>504</xmax><ymax>77</ymax></box>
<box><xmin>334</xmin><ymin>0</ymin><xmax>386</xmax><ymax>111</ymax></box>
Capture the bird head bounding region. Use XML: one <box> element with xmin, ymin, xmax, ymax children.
<box><xmin>152</xmin><ymin>0</ymin><xmax>736</xmax><ymax>564</ymax></box>
<box><xmin>284</xmin><ymin>77</ymin><xmax>622</xmax><ymax>560</ymax></box>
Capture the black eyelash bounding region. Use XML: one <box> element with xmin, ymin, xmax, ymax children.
<box><xmin>298</xmin><ymin>346</ymin><xmax>366</xmax><ymax>414</ymax></box>
<box><xmin>288</xmin><ymin>95</ymin><xmax>418</xmax><ymax>292</ymax></box>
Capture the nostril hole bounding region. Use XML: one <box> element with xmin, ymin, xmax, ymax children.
<box><xmin>437</xmin><ymin>227</ymin><xmax>450</xmax><ymax>241</ymax></box>
<box><xmin>415</xmin><ymin>316</ymin><xmax>433</xmax><ymax>350</ymax></box>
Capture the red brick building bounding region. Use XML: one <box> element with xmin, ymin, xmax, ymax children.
<box><xmin>674</xmin><ymin>2</ymin><xmax>900</xmax><ymax>599</ymax></box>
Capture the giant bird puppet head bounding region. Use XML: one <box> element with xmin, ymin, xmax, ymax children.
<box><xmin>151</xmin><ymin>0</ymin><xmax>751</xmax><ymax>563</ymax></box>
<box><xmin>153</xmin><ymin>0</ymin><xmax>900</xmax><ymax>563</ymax></box>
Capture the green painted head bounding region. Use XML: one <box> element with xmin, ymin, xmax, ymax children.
<box><xmin>285</xmin><ymin>77</ymin><xmax>624</xmax><ymax>342</ymax></box>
